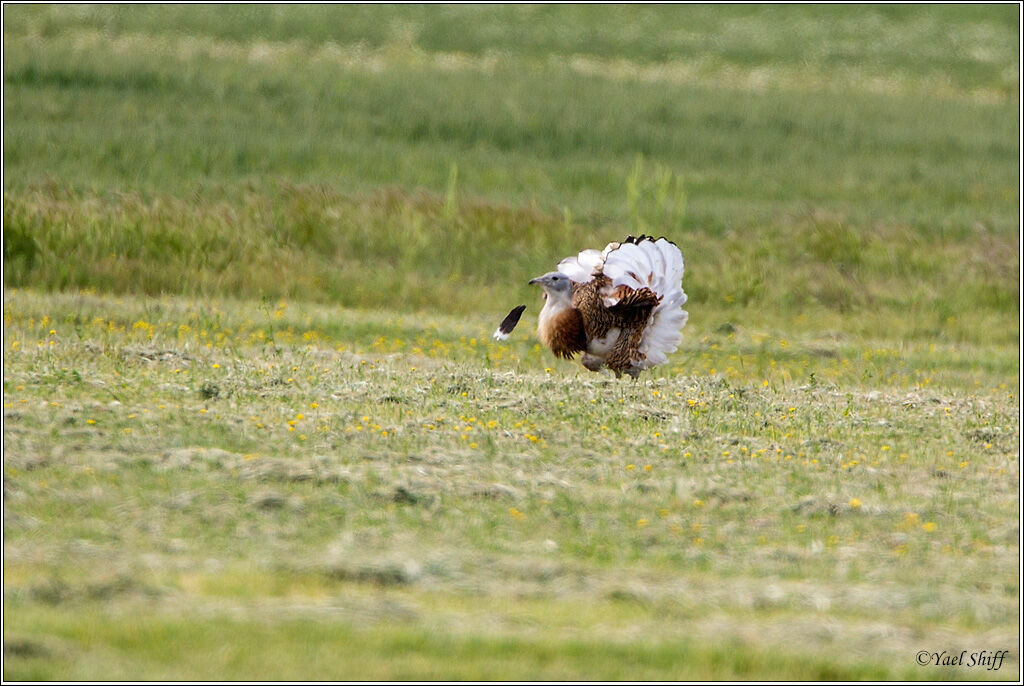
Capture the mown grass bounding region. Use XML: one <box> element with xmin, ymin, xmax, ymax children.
<box><xmin>3</xmin><ymin>290</ymin><xmax>1019</xmax><ymax>680</ymax></box>
<box><xmin>3</xmin><ymin>3</ymin><xmax>1021</xmax><ymax>681</ymax></box>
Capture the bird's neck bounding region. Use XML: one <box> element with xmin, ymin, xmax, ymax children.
<box><xmin>539</xmin><ymin>288</ymin><xmax>572</xmax><ymax>314</ymax></box>
<box><xmin>537</xmin><ymin>290</ymin><xmax>572</xmax><ymax>336</ymax></box>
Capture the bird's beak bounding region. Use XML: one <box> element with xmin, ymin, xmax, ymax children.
<box><xmin>528</xmin><ymin>277</ymin><xmax>541</xmax><ymax>285</ymax></box>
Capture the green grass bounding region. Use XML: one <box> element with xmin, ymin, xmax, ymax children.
<box><xmin>3</xmin><ymin>5</ymin><xmax>1019</xmax><ymax>230</ymax></box>
<box><xmin>3</xmin><ymin>183</ymin><xmax>1018</xmax><ymax>348</ymax></box>
<box><xmin>3</xmin><ymin>4</ymin><xmax>1020</xmax><ymax>681</ymax></box>
<box><xmin>4</xmin><ymin>607</ymin><xmax>929</xmax><ymax>681</ymax></box>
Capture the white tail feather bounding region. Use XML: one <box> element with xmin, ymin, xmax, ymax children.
<box><xmin>558</xmin><ymin>248</ymin><xmax>604</xmax><ymax>283</ymax></box>
<box><xmin>602</xmin><ymin>237</ymin><xmax>688</xmax><ymax>369</ymax></box>
<box><xmin>603</xmin><ymin>243</ymin><xmax>650</xmax><ymax>292</ymax></box>
<box><xmin>638</xmin><ymin>306</ymin><xmax>688</xmax><ymax>368</ymax></box>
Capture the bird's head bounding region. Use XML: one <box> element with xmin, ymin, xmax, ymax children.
<box><xmin>529</xmin><ymin>271</ymin><xmax>572</xmax><ymax>299</ymax></box>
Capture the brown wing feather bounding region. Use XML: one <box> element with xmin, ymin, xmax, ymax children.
<box><xmin>608</xmin><ymin>286</ymin><xmax>660</xmax><ymax>311</ymax></box>
<box><xmin>572</xmin><ymin>276</ymin><xmax>658</xmax><ymax>341</ymax></box>
<box><xmin>571</xmin><ymin>278</ymin><xmax>614</xmax><ymax>341</ymax></box>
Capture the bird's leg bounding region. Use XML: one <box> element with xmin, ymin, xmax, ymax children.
<box><xmin>605</xmin><ymin>324</ymin><xmax>646</xmax><ymax>378</ymax></box>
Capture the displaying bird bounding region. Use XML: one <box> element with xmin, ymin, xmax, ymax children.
<box><xmin>493</xmin><ymin>235</ymin><xmax>688</xmax><ymax>378</ymax></box>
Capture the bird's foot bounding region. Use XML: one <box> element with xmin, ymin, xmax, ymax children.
<box><xmin>607</xmin><ymin>363</ymin><xmax>642</xmax><ymax>379</ymax></box>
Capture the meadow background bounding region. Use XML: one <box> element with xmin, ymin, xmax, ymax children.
<box><xmin>3</xmin><ymin>4</ymin><xmax>1020</xmax><ymax>680</ymax></box>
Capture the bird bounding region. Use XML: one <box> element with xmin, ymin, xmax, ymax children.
<box><xmin>493</xmin><ymin>235</ymin><xmax>688</xmax><ymax>378</ymax></box>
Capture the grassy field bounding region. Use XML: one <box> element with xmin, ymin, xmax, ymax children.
<box><xmin>3</xmin><ymin>4</ymin><xmax>1020</xmax><ymax>681</ymax></box>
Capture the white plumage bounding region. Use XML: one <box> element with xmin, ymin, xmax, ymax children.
<box><xmin>575</xmin><ymin>236</ymin><xmax>688</xmax><ymax>371</ymax></box>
